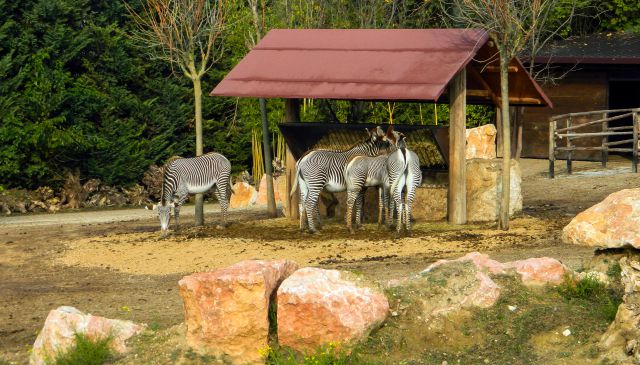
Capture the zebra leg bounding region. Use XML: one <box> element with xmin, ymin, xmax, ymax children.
<box><xmin>377</xmin><ymin>187</ymin><xmax>384</xmax><ymax>226</ymax></box>
<box><xmin>315</xmin><ymin>204</ymin><xmax>323</xmax><ymax>230</ymax></box>
<box><xmin>214</xmin><ymin>187</ymin><xmax>228</xmax><ymax>229</ymax></box>
<box><xmin>174</xmin><ymin>195</ymin><xmax>188</xmax><ymax>232</ymax></box>
<box><xmin>298</xmin><ymin>178</ymin><xmax>309</xmax><ymax>232</ymax></box>
<box><xmin>304</xmin><ymin>187</ymin><xmax>322</xmax><ymax>234</ymax></box>
<box><xmin>345</xmin><ymin>189</ymin><xmax>358</xmax><ymax>234</ymax></box>
<box><xmin>355</xmin><ymin>191</ymin><xmax>364</xmax><ymax>228</ymax></box>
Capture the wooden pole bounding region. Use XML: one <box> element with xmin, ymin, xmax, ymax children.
<box><xmin>284</xmin><ymin>99</ymin><xmax>300</xmax><ymax>219</ymax></box>
<box><xmin>549</xmin><ymin>118</ymin><xmax>555</xmax><ymax>179</ymax></box>
<box><xmin>633</xmin><ymin>110</ymin><xmax>638</xmax><ymax>173</ymax></box>
<box><xmin>260</xmin><ymin>98</ymin><xmax>277</xmax><ymax>217</ymax></box>
<box><xmin>566</xmin><ymin>116</ymin><xmax>573</xmax><ymax>175</ymax></box>
<box><xmin>602</xmin><ymin>112</ymin><xmax>608</xmax><ymax>168</ymax></box>
<box><xmin>448</xmin><ymin>68</ymin><xmax>466</xmax><ymax>225</ymax></box>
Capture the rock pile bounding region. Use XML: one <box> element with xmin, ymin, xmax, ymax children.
<box><xmin>466</xmin><ymin>124</ymin><xmax>497</xmax><ymax>159</ymax></box>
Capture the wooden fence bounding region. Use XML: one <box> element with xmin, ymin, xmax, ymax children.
<box><xmin>548</xmin><ymin>108</ymin><xmax>640</xmax><ymax>178</ymax></box>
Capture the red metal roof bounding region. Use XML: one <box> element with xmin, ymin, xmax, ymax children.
<box><xmin>210</xmin><ymin>28</ymin><xmax>551</xmax><ymax>107</ymax></box>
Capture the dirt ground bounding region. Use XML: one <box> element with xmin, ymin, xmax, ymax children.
<box><xmin>1</xmin><ymin>157</ymin><xmax>640</xmax><ymax>364</ymax></box>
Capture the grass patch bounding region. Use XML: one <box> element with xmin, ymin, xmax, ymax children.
<box><xmin>606</xmin><ymin>262</ymin><xmax>622</xmax><ymax>280</ymax></box>
<box><xmin>51</xmin><ymin>333</ymin><xmax>112</xmax><ymax>365</ymax></box>
<box><xmin>557</xmin><ymin>274</ymin><xmax>622</xmax><ymax>322</ymax></box>
<box><xmin>264</xmin><ymin>344</ymin><xmax>370</xmax><ymax>365</ymax></box>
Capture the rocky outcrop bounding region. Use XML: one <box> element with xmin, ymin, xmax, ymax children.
<box><xmin>277</xmin><ymin>267</ymin><xmax>389</xmax><ymax>353</ymax></box>
<box><xmin>423</xmin><ymin>252</ymin><xmax>569</xmax><ymax>287</ymax></box>
<box><xmin>563</xmin><ymin>188</ymin><xmax>640</xmax><ymax>249</ymax></box>
<box><xmin>466</xmin><ymin>158</ymin><xmax>522</xmax><ymax>222</ymax></box>
<box><xmin>30</xmin><ymin>306</ymin><xmax>143</xmax><ymax>365</ymax></box>
<box><xmin>466</xmin><ymin>124</ymin><xmax>497</xmax><ymax>159</ymax></box>
<box><xmin>600</xmin><ymin>257</ymin><xmax>640</xmax><ymax>364</ymax></box>
<box><xmin>179</xmin><ymin>260</ymin><xmax>298</xmax><ymax>364</ymax></box>
<box><xmin>255</xmin><ymin>175</ymin><xmax>282</xmax><ymax>206</ymax></box>
<box><xmin>229</xmin><ymin>181</ymin><xmax>258</xmax><ymax>209</ymax></box>
<box><xmin>413</xmin><ymin>186</ymin><xmax>448</xmax><ymax>221</ymax></box>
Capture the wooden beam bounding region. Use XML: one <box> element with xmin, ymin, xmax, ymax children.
<box><xmin>284</xmin><ymin>99</ymin><xmax>300</xmax><ymax>220</ymax></box>
<box><xmin>483</xmin><ymin>65</ymin><xmax>518</xmax><ymax>73</ymax></box>
<box><xmin>448</xmin><ymin>68</ymin><xmax>466</xmax><ymax>225</ymax></box>
<box><xmin>468</xmin><ymin>66</ymin><xmax>500</xmax><ymax>106</ymax></box>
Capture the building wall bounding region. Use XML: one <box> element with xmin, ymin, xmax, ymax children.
<box><xmin>521</xmin><ymin>71</ymin><xmax>608</xmax><ymax>159</ymax></box>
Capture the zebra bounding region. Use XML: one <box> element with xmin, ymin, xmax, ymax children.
<box><xmin>386</xmin><ymin>126</ymin><xmax>422</xmax><ymax>235</ymax></box>
<box><xmin>344</xmin><ymin>153</ymin><xmax>390</xmax><ymax>233</ymax></box>
<box><xmin>291</xmin><ymin>126</ymin><xmax>390</xmax><ymax>233</ymax></box>
<box><xmin>147</xmin><ymin>152</ymin><xmax>232</xmax><ymax>233</ymax></box>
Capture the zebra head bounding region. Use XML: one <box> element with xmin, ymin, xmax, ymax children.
<box><xmin>384</xmin><ymin>125</ymin><xmax>407</xmax><ymax>149</ymax></box>
<box><xmin>146</xmin><ymin>202</ymin><xmax>174</xmax><ymax>232</ymax></box>
<box><xmin>363</xmin><ymin>126</ymin><xmax>391</xmax><ymax>154</ymax></box>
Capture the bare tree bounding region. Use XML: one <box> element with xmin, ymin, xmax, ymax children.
<box><xmin>126</xmin><ymin>0</ymin><xmax>229</xmax><ymax>226</ymax></box>
<box><xmin>444</xmin><ymin>0</ymin><xmax>568</xmax><ymax>230</ymax></box>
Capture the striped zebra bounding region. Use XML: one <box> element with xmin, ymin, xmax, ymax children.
<box><xmin>344</xmin><ymin>154</ymin><xmax>390</xmax><ymax>233</ymax></box>
<box><xmin>148</xmin><ymin>152</ymin><xmax>232</xmax><ymax>233</ymax></box>
<box><xmin>291</xmin><ymin>127</ymin><xmax>389</xmax><ymax>233</ymax></box>
<box><xmin>386</xmin><ymin>127</ymin><xmax>422</xmax><ymax>235</ymax></box>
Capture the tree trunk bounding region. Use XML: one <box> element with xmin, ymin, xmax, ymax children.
<box><xmin>448</xmin><ymin>68</ymin><xmax>467</xmax><ymax>224</ymax></box>
<box><xmin>498</xmin><ymin>55</ymin><xmax>511</xmax><ymax>231</ymax></box>
<box><xmin>515</xmin><ymin>106</ymin><xmax>524</xmax><ymax>160</ymax></box>
<box><xmin>260</xmin><ymin>98</ymin><xmax>277</xmax><ymax>217</ymax></box>
<box><xmin>192</xmin><ymin>73</ymin><xmax>205</xmax><ymax>226</ymax></box>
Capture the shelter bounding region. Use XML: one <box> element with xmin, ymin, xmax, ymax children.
<box><xmin>211</xmin><ymin>28</ymin><xmax>551</xmax><ymax>224</ymax></box>
<box><xmin>521</xmin><ymin>32</ymin><xmax>640</xmax><ymax>159</ymax></box>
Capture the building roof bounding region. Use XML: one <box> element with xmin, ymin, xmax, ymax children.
<box><xmin>533</xmin><ymin>32</ymin><xmax>640</xmax><ymax>64</ymax></box>
<box><xmin>210</xmin><ymin>29</ymin><xmax>551</xmax><ymax>107</ymax></box>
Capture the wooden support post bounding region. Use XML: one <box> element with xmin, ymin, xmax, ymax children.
<box><xmin>633</xmin><ymin>110</ymin><xmax>638</xmax><ymax>173</ymax></box>
<box><xmin>284</xmin><ymin>99</ymin><xmax>301</xmax><ymax>219</ymax></box>
<box><xmin>548</xmin><ymin>118</ymin><xmax>556</xmax><ymax>179</ymax></box>
<box><xmin>448</xmin><ymin>68</ymin><xmax>466</xmax><ymax>224</ymax></box>
<box><xmin>602</xmin><ymin>112</ymin><xmax>608</xmax><ymax>168</ymax></box>
<box><xmin>260</xmin><ymin>98</ymin><xmax>277</xmax><ymax>218</ymax></box>
<box><xmin>566</xmin><ymin>116</ymin><xmax>573</xmax><ymax>175</ymax></box>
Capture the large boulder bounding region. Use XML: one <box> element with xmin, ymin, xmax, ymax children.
<box><xmin>600</xmin><ymin>257</ymin><xmax>640</xmax><ymax>364</ymax></box>
<box><xmin>178</xmin><ymin>260</ymin><xmax>298</xmax><ymax>364</ymax></box>
<box><xmin>563</xmin><ymin>189</ymin><xmax>640</xmax><ymax>249</ymax></box>
<box><xmin>466</xmin><ymin>158</ymin><xmax>522</xmax><ymax>222</ymax></box>
<box><xmin>229</xmin><ymin>181</ymin><xmax>258</xmax><ymax>209</ymax></box>
<box><xmin>277</xmin><ymin>267</ymin><xmax>389</xmax><ymax>353</ymax></box>
<box><xmin>30</xmin><ymin>306</ymin><xmax>143</xmax><ymax>365</ymax></box>
<box><xmin>394</xmin><ymin>260</ymin><xmax>502</xmax><ymax>319</ymax></box>
<box><xmin>255</xmin><ymin>175</ymin><xmax>284</xmax><ymax>206</ymax></box>
<box><xmin>466</xmin><ymin>124</ymin><xmax>497</xmax><ymax>159</ymax></box>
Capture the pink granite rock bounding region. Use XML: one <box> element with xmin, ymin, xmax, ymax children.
<box><xmin>229</xmin><ymin>181</ymin><xmax>257</xmax><ymax>209</ymax></box>
<box><xmin>504</xmin><ymin>257</ymin><xmax>569</xmax><ymax>286</ymax></box>
<box><xmin>277</xmin><ymin>268</ymin><xmax>389</xmax><ymax>353</ymax></box>
<box><xmin>423</xmin><ymin>252</ymin><xmax>569</xmax><ymax>286</ymax></box>
<box><xmin>563</xmin><ymin>188</ymin><xmax>640</xmax><ymax>248</ymax></box>
<box><xmin>466</xmin><ymin>124</ymin><xmax>497</xmax><ymax>159</ymax></box>
<box><xmin>178</xmin><ymin>260</ymin><xmax>298</xmax><ymax>364</ymax></box>
<box><xmin>255</xmin><ymin>175</ymin><xmax>283</xmax><ymax>206</ymax></box>
<box><xmin>30</xmin><ymin>306</ymin><xmax>143</xmax><ymax>365</ymax></box>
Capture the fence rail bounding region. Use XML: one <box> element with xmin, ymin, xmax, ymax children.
<box><xmin>548</xmin><ymin>108</ymin><xmax>640</xmax><ymax>178</ymax></box>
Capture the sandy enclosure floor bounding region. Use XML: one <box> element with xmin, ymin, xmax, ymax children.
<box><xmin>2</xmin><ymin>157</ymin><xmax>640</xmax><ymax>363</ymax></box>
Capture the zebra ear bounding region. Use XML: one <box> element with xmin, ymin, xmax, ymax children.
<box><xmin>386</xmin><ymin>125</ymin><xmax>394</xmax><ymax>135</ymax></box>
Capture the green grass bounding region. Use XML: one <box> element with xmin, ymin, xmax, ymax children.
<box><xmin>557</xmin><ymin>273</ymin><xmax>622</xmax><ymax>322</ymax></box>
<box><xmin>264</xmin><ymin>344</ymin><xmax>370</xmax><ymax>365</ymax></box>
<box><xmin>606</xmin><ymin>262</ymin><xmax>622</xmax><ymax>280</ymax></box>
<box><xmin>51</xmin><ymin>333</ymin><xmax>112</xmax><ymax>365</ymax></box>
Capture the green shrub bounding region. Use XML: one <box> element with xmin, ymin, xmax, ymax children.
<box><xmin>607</xmin><ymin>262</ymin><xmax>622</xmax><ymax>279</ymax></box>
<box><xmin>557</xmin><ymin>274</ymin><xmax>622</xmax><ymax>322</ymax></box>
<box><xmin>52</xmin><ymin>333</ymin><xmax>112</xmax><ymax>365</ymax></box>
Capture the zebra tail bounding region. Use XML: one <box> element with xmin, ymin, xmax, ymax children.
<box><xmin>389</xmin><ymin>150</ymin><xmax>410</xmax><ymax>194</ymax></box>
<box><xmin>290</xmin><ymin>164</ymin><xmax>300</xmax><ymax>198</ymax></box>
